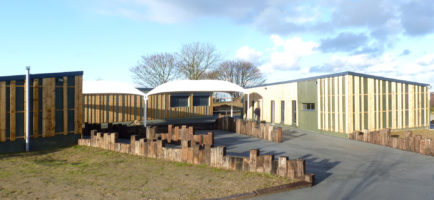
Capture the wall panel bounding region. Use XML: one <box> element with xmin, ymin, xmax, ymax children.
<box><xmin>0</xmin><ymin>81</ymin><xmax>6</xmax><ymax>142</ymax></box>
<box><xmin>316</xmin><ymin>74</ymin><xmax>428</xmax><ymax>135</ymax></box>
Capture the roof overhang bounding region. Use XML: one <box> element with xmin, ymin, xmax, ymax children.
<box><xmin>146</xmin><ymin>80</ymin><xmax>247</xmax><ymax>97</ymax></box>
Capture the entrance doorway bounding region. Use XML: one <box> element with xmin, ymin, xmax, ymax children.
<box><xmin>281</xmin><ymin>101</ymin><xmax>285</xmax><ymax>124</ymax></box>
<box><xmin>251</xmin><ymin>101</ymin><xmax>255</xmax><ymax>119</ymax></box>
<box><xmin>271</xmin><ymin>100</ymin><xmax>275</xmax><ymax>123</ymax></box>
<box><xmin>292</xmin><ymin>100</ymin><xmax>296</xmax><ymax>125</ymax></box>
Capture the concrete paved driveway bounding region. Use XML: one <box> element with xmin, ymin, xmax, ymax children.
<box><xmin>203</xmin><ymin>127</ymin><xmax>434</xmax><ymax>200</ymax></box>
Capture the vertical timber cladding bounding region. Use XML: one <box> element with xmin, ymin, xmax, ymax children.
<box><xmin>42</xmin><ymin>78</ymin><xmax>55</xmax><ymax>137</ymax></box>
<box><xmin>318</xmin><ymin>73</ymin><xmax>430</xmax><ymax>135</ymax></box>
<box><xmin>0</xmin><ymin>71</ymin><xmax>83</xmax><ymax>143</ymax></box>
<box><xmin>0</xmin><ymin>81</ymin><xmax>6</xmax><ymax>142</ymax></box>
<box><xmin>82</xmin><ymin>93</ymin><xmax>145</xmax><ymax>124</ymax></box>
<box><xmin>146</xmin><ymin>92</ymin><xmax>213</xmax><ymax>120</ymax></box>
<box><xmin>317</xmin><ymin>75</ymin><xmax>347</xmax><ymax>133</ymax></box>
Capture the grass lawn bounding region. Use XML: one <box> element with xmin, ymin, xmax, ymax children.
<box><xmin>0</xmin><ymin>146</ymin><xmax>292</xmax><ymax>199</ymax></box>
<box><xmin>391</xmin><ymin>129</ymin><xmax>434</xmax><ymax>140</ymax></box>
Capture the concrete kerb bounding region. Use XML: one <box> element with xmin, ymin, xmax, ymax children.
<box><xmin>205</xmin><ymin>181</ymin><xmax>313</xmax><ymax>200</ymax></box>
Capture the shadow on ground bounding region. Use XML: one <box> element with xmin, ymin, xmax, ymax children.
<box><xmin>329</xmin><ymin>153</ymin><xmax>402</xmax><ymax>200</ymax></box>
<box><xmin>282</xmin><ymin>128</ymin><xmax>307</xmax><ymax>142</ymax></box>
<box><xmin>0</xmin><ymin>144</ymin><xmax>77</xmax><ymax>160</ymax></box>
<box><xmin>300</xmin><ymin>154</ymin><xmax>340</xmax><ymax>185</ymax></box>
<box><xmin>210</xmin><ymin>130</ymin><xmax>341</xmax><ymax>185</ymax></box>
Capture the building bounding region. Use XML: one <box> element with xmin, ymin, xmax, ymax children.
<box><xmin>83</xmin><ymin>80</ymin><xmax>146</xmax><ymax>124</ymax></box>
<box><xmin>0</xmin><ymin>71</ymin><xmax>83</xmax><ymax>152</ymax></box>
<box><xmin>83</xmin><ymin>80</ymin><xmax>215</xmax><ymax>123</ymax></box>
<box><xmin>430</xmin><ymin>92</ymin><xmax>434</xmax><ymax>108</ymax></box>
<box><xmin>146</xmin><ymin>92</ymin><xmax>213</xmax><ymax>120</ymax></box>
<box><xmin>245</xmin><ymin>71</ymin><xmax>430</xmax><ymax>135</ymax></box>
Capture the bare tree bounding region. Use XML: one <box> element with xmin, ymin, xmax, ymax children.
<box><xmin>215</xmin><ymin>60</ymin><xmax>265</xmax><ymax>87</ymax></box>
<box><xmin>130</xmin><ymin>53</ymin><xmax>177</xmax><ymax>87</ymax></box>
<box><xmin>200</xmin><ymin>70</ymin><xmax>220</xmax><ymax>79</ymax></box>
<box><xmin>177</xmin><ymin>42</ymin><xmax>220</xmax><ymax>80</ymax></box>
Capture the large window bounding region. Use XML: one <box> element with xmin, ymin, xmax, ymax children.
<box><xmin>302</xmin><ymin>103</ymin><xmax>315</xmax><ymax>111</ymax></box>
<box><xmin>170</xmin><ymin>93</ymin><xmax>189</xmax><ymax>107</ymax></box>
<box><xmin>193</xmin><ymin>93</ymin><xmax>210</xmax><ymax>106</ymax></box>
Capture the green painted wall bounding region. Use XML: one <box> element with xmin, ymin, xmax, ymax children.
<box><xmin>297</xmin><ymin>80</ymin><xmax>318</xmax><ymax>131</ymax></box>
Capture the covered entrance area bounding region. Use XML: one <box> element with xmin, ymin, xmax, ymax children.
<box><xmin>144</xmin><ymin>80</ymin><xmax>248</xmax><ymax>127</ymax></box>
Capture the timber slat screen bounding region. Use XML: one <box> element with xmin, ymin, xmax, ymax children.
<box><xmin>84</xmin><ymin>94</ymin><xmax>144</xmax><ymax>124</ymax></box>
<box><xmin>317</xmin><ymin>74</ymin><xmax>430</xmax><ymax>134</ymax></box>
<box><xmin>147</xmin><ymin>93</ymin><xmax>213</xmax><ymax>120</ymax></box>
<box><xmin>0</xmin><ymin>72</ymin><xmax>83</xmax><ymax>143</ymax></box>
<box><xmin>84</xmin><ymin>92</ymin><xmax>213</xmax><ymax>124</ymax></box>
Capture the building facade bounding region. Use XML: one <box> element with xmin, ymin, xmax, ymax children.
<box><xmin>245</xmin><ymin>72</ymin><xmax>430</xmax><ymax>135</ymax></box>
<box><xmin>83</xmin><ymin>80</ymin><xmax>214</xmax><ymax>123</ymax></box>
<box><xmin>0</xmin><ymin>71</ymin><xmax>83</xmax><ymax>150</ymax></box>
<box><xmin>84</xmin><ymin>93</ymin><xmax>145</xmax><ymax>124</ymax></box>
<box><xmin>147</xmin><ymin>92</ymin><xmax>213</xmax><ymax>120</ymax></box>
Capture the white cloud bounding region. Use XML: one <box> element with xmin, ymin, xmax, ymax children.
<box><xmin>258</xmin><ymin>63</ymin><xmax>274</xmax><ymax>74</ymax></box>
<box><xmin>236</xmin><ymin>35</ymin><xmax>318</xmax><ymax>74</ymax></box>
<box><xmin>235</xmin><ymin>46</ymin><xmax>262</xmax><ymax>63</ymax></box>
<box><xmin>417</xmin><ymin>54</ymin><xmax>434</xmax><ymax>66</ymax></box>
<box><xmin>308</xmin><ymin>52</ymin><xmax>434</xmax><ymax>87</ymax></box>
<box><xmin>265</xmin><ymin>35</ymin><xmax>318</xmax><ymax>71</ymax></box>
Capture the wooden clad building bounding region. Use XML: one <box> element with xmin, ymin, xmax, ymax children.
<box><xmin>0</xmin><ymin>71</ymin><xmax>83</xmax><ymax>143</ymax></box>
<box><xmin>147</xmin><ymin>92</ymin><xmax>213</xmax><ymax>120</ymax></box>
<box><xmin>83</xmin><ymin>81</ymin><xmax>213</xmax><ymax>124</ymax></box>
<box><xmin>245</xmin><ymin>71</ymin><xmax>430</xmax><ymax>135</ymax></box>
<box><xmin>83</xmin><ymin>81</ymin><xmax>145</xmax><ymax>124</ymax></box>
<box><xmin>83</xmin><ymin>93</ymin><xmax>145</xmax><ymax>124</ymax></box>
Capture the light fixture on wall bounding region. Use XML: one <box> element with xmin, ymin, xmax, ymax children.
<box><xmin>57</xmin><ymin>77</ymin><xmax>64</xmax><ymax>83</ymax></box>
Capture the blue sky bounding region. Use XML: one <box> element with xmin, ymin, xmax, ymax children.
<box><xmin>1</xmin><ymin>0</ymin><xmax>434</xmax><ymax>90</ymax></box>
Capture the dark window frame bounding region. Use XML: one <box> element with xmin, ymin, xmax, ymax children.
<box><xmin>170</xmin><ymin>94</ymin><xmax>189</xmax><ymax>107</ymax></box>
<box><xmin>193</xmin><ymin>93</ymin><xmax>209</xmax><ymax>106</ymax></box>
<box><xmin>302</xmin><ymin>103</ymin><xmax>315</xmax><ymax>111</ymax></box>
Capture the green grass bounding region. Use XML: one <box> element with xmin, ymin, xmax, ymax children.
<box><xmin>0</xmin><ymin>146</ymin><xmax>292</xmax><ymax>200</ymax></box>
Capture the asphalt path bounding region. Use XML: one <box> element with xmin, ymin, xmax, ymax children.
<box><xmin>202</xmin><ymin>127</ymin><xmax>434</xmax><ymax>200</ymax></box>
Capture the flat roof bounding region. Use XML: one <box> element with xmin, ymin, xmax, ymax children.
<box><xmin>0</xmin><ymin>71</ymin><xmax>83</xmax><ymax>82</ymax></box>
<box><xmin>247</xmin><ymin>71</ymin><xmax>430</xmax><ymax>88</ymax></box>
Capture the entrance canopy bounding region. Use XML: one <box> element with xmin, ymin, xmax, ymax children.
<box><xmin>143</xmin><ymin>80</ymin><xmax>250</xmax><ymax>126</ymax></box>
<box><xmin>146</xmin><ymin>80</ymin><xmax>247</xmax><ymax>97</ymax></box>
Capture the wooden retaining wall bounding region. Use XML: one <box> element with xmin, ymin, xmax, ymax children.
<box><xmin>215</xmin><ymin>116</ymin><xmax>283</xmax><ymax>143</ymax></box>
<box><xmin>78</xmin><ymin>127</ymin><xmax>314</xmax><ymax>184</ymax></box>
<box><xmin>0</xmin><ymin>72</ymin><xmax>83</xmax><ymax>143</ymax></box>
<box><xmin>158</xmin><ymin>125</ymin><xmax>214</xmax><ymax>146</ymax></box>
<box><xmin>235</xmin><ymin>119</ymin><xmax>283</xmax><ymax>143</ymax></box>
<box><xmin>349</xmin><ymin>129</ymin><xmax>434</xmax><ymax>156</ymax></box>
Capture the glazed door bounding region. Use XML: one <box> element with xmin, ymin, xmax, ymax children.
<box><xmin>292</xmin><ymin>100</ymin><xmax>296</xmax><ymax>125</ymax></box>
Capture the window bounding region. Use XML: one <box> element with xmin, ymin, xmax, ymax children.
<box><xmin>170</xmin><ymin>93</ymin><xmax>189</xmax><ymax>107</ymax></box>
<box><xmin>303</xmin><ymin>103</ymin><xmax>315</xmax><ymax>111</ymax></box>
<box><xmin>193</xmin><ymin>93</ymin><xmax>209</xmax><ymax>106</ymax></box>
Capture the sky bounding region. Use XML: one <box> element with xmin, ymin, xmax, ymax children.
<box><xmin>1</xmin><ymin>0</ymin><xmax>434</xmax><ymax>90</ymax></box>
